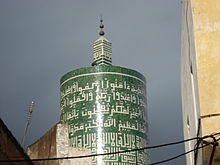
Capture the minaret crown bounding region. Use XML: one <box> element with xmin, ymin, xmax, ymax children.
<box><xmin>92</xmin><ymin>18</ymin><xmax>112</xmax><ymax>66</ymax></box>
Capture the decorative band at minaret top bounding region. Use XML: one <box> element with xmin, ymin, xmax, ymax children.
<box><xmin>92</xmin><ymin>18</ymin><xmax>112</xmax><ymax>66</ymax></box>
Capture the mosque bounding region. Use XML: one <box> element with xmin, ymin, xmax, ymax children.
<box><xmin>27</xmin><ymin>19</ymin><xmax>149</xmax><ymax>165</ymax></box>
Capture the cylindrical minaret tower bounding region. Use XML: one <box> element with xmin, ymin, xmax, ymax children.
<box><xmin>60</xmin><ymin>19</ymin><xmax>148</xmax><ymax>164</ymax></box>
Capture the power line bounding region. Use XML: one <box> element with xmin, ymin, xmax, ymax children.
<box><xmin>0</xmin><ymin>135</ymin><xmax>199</xmax><ymax>163</ymax></box>
<box><xmin>1</xmin><ymin>133</ymin><xmax>220</xmax><ymax>164</ymax></box>
<box><xmin>150</xmin><ymin>140</ymin><xmax>215</xmax><ymax>165</ymax></box>
<box><xmin>149</xmin><ymin>134</ymin><xmax>220</xmax><ymax>165</ymax></box>
<box><xmin>207</xmin><ymin>135</ymin><xmax>219</xmax><ymax>165</ymax></box>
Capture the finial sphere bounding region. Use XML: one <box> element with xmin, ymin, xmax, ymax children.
<box><xmin>99</xmin><ymin>16</ymin><xmax>105</xmax><ymax>36</ymax></box>
<box><xmin>99</xmin><ymin>30</ymin><xmax>105</xmax><ymax>36</ymax></box>
<box><xmin>99</xmin><ymin>24</ymin><xmax>104</xmax><ymax>29</ymax></box>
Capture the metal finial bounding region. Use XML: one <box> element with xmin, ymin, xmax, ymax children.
<box><xmin>99</xmin><ymin>16</ymin><xmax>105</xmax><ymax>36</ymax></box>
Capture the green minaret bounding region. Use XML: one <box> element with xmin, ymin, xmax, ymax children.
<box><xmin>60</xmin><ymin>19</ymin><xmax>148</xmax><ymax>165</ymax></box>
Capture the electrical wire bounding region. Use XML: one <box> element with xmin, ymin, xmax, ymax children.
<box><xmin>151</xmin><ymin>133</ymin><xmax>220</xmax><ymax>165</ymax></box>
<box><xmin>194</xmin><ymin>136</ymin><xmax>203</xmax><ymax>165</ymax></box>
<box><xmin>0</xmin><ymin>135</ymin><xmax>200</xmax><ymax>163</ymax></box>
<box><xmin>209</xmin><ymin>136</ymin><xmax>219</xmax><ymax>165</ymax></box>
<box><xmin>194</xmin><ymin>134</ymin><xmax>220</xmax><ymax>165</ymax></box>
<box><xmin>149</xmin><ymin>140</ymin><xmax>214</xmax><ymax>165</ymax></box>
<box><xmin>0</xmin><ymin>133</ymin><xmax>219</xmax><ymax>164</ymax></box>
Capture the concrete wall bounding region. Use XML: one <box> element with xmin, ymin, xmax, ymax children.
<box><xmin>181</xmin><ymin>0</ymin><xmax>220</xmax><ymax>164</ymax></box>
<box><xmin>27</xmin><ymin>121</ymin><xmax>92</xmax><ymax>165</ymax></box>
<box><xmin>0</xmin><ymin>118</ymin><xmax>33</xmax><ymax>165</ymax></box>
<box><xmin>181</xmin><ymin>0</ymin><xmax>202</xmax><ymax>164</ymax></box>
<box><xmin>191</xmin><ymin>0</ymin><xmax>220</xmax><ymax>137</ymax></box>
<box><xmin>28</xmin><ymin>122</ymin><xmax>58</xmax><ymax>165</ymax></box>
<box><xmin>191</xmin><ymin>0</ymin><xmax>220</xmax><ymax>164</ymax></box>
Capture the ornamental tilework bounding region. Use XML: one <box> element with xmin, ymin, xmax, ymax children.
<box><xmin>60</xmin><ymin>65</ymin><xmax>148</xmax><ymax>165</ymax></box>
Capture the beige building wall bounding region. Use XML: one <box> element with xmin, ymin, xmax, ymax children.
<box><xmin>191</xmin><ymin>0</ymin><xmax>220</xmax><ymax>137</ymax></box>
<box><xmin>27</xmin><ymin>121</ymin><xmax>92</xmax><ymax>165</ymax></box>
<box><xmin>181</xmin><ymin>0</ymin><xmax>220</xmax><ymax>164</ymax></box>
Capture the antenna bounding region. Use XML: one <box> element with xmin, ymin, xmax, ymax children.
<box><xmin>21</xmin><ymin>101</ymin><xmax>35</xmax><ymax>148</ymax></box>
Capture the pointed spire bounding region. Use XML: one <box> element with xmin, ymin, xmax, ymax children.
<box><xmin>92</xmin><ymin>16</ymin><xmax>112</xmax><ymax>66</ymax></box>
<box><xmin>99</xmin><ymin>16</ymin><xmax>105</xmax><ymax>36</ymax></box>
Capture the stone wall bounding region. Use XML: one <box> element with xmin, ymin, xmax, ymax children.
<box><xmin>0</xmin><ymin>118</ymin><xmax>33</xmax><ymax>165</ymax></box>
<box><xmin>27</xmin><ymin>121</ymin><xmax>92</xmax><ymax>165</ymax></box>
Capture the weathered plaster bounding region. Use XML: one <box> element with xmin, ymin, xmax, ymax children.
<box><xmin>27</xmin><ymin>121</ymin><xmax>92</xmax><ymax>165</ymax></box>
<box><xmin>191</xmin><ymin>0</ymin><xmax>220</xmax><ymax>137</ymax></box>
<box><xmin>181</xmin><ymin>0</ymin><xmax>220</xmax><ymax>164</ymax></box>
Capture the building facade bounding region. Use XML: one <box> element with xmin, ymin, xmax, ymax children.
<box><xmin>0</xmin><ymin>118</ymin><xmax>33</xmax><ymax>165</ymax></box>
<box><xmin>28</xmin><ymin>121</ymin><xmax>92</xmax><ymax>165</ymax></box>
<box><xmin>181</xmin><ymin>0</ymin><xmax>220</xmax><ymax>164</ymax></box>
